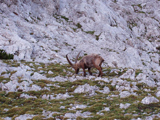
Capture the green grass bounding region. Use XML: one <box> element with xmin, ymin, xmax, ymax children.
<box><xmin>0</xmin><ymin>60</ymin><xmax>160</xmax><ymax>119</ymax></box>
<box><xmin>103</xmin><ymin>67</ymin><xmax>127</xmax><ymax>77</ymax></box>
<box><xmin>0</xmin><ymin>49</ymin><xmax>14</xmax><ymax>59</ymax></box>
<box><xmin>85</xmin><ymin>31</ymin><xmax>95</xmax><ymax>35</ymax></box>
<box><xmin>135</xmin><ymin>69</ymin><xmax>142</xmax><ymax>77</ymax></box>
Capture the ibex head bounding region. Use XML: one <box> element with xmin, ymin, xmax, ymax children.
<box><xmin>66</xmin><ymin>51</ymin><xmax>81</xmax><ymax>74</ymax></box>
<box><xmin>66</xmin><ymin>51</ymin><xmax>104</xmax><ymax>77</ymax></box>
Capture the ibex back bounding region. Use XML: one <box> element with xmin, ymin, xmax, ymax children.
<box><xmin>66</xmin><ymin>52</ymin><xmax>104</xmax><ymax>77</ymax></box>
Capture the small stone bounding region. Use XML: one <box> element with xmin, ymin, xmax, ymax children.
<box><xmin>156</xmin><ymin>91</ymin><xmax>160</xmax><ymax>97</ymax></box>
<box><xmin>141</xmin><ymin>96</ymin><xmax>159</xmax><ymax>104</ymax></box>
<box><xmin>119</xmin><ymin>91</ymin><xmax>131</xmax><ymax>98</ymax></box>
<box><xmin>48</xmin><ymin>70</ymin><xmax>53</xmax><ymax>74</ymax></box>
<box><xmin>104</xmin><ymin>107</ymin><xmax>110</xmax><ymax>111</ymax></box>
<box><xmin>120</xmin><ymin>103</ymin><xmax>131</xmax><ymax>109</ymax></box>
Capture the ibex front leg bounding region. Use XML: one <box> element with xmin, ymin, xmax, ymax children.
<box><xmin>88</xmin><ymin>68</ymin><xmax>92</xmax><ymax>75</ymax></box>
<box><xmin>83</xmin><ymin>68</ymin><xmax>86</xmax><ymax>77</ymax></box>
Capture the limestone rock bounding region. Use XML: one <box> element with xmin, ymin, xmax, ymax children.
<box><xmin>141</xmin><ymin>96</ymin><xmax>159</xmax><ymax>104</ymax></box>
<box><xmin>74</xmin><ymin>83</ymin><xmax>99</xmax><ymax>96</ymax></box>
<box><xmin>120</xmin><ymin>103</ymin><xmax>131</xmax><ymax>109</ymax></box>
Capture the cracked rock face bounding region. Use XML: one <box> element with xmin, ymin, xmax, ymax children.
<box><xmin>0</xmin><ymin>0</ymin><xmax>160</xmax><ymax>70</ymax></box>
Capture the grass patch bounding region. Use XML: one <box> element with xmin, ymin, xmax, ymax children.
<box><xmin>95</xmin><ymin>33</ymin><xmax>101</xmax><ymax>41</ymax></box>
<box><xmin>83</xmin><ymin>103</ymin><xmax>104</xmax><ymax>113</ymax></box>
<box><xmin>45</xmin><ymin>63</ymin><xmax>73</xmax><ymax>77</ymax></box>
<box><xmin>136</xmin><ymin>82</ymin><xmax>147</xmax><ymax>89</ymax></box>
<box><xmin>103</xmin><ymin>68</ymin><xmax>127</xmax><ymax>77</ymax></box>
<box><xmin>61</xmin><ymin>16</ymin><xmax>69</xmax><ymax>21</ymax></box>
<box><xmin>0</xmin><ymin>76</ymin><xmax>10</xmax><ymax>83</ymax></box>
<box><xmin>135</xmin><ymin>69</ymin><xmax>142</xmax><ymax>77</ymax></box>
<box><xmin>25</xmin><ymin>90</ymin><xmax>50</xmax><ymax>98</ymax></box>
<box><xmin>85</xmin><ymin>31</ymin><xmax>95</xmax><ymax>35</ymax></box>
<box><xmin>32</xmin><ymin>80</ymin><xmax>52</xmax><ymax>88</ymax></box>
<box><xmin>76</xmin><ymin>23</ymin><xmax>82</xmax><ymax>28</ymax></box>
<box><xmin>1</xmin><ymin>60</ymin><xmax>160</xmax><ymax>119</ymax></box>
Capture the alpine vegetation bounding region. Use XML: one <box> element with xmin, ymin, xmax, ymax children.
<box><xmin>1</xmin><ymin>0</ymin><xmax>160</xmax><ymax>119</ymax></box>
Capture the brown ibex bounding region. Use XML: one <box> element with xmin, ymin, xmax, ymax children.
<box><xmin>66</xmin><ymin>52</ymin><xmax>104</xmax><ymax>77</ymax></box>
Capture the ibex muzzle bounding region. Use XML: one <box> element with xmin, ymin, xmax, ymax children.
<box><xmin>66</xmin><ymin>52</ymin><xmax>104</xmax><ymax>77</ymax></box>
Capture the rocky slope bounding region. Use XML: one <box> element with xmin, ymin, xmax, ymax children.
<box><xmin>0</xmin><ymin>60</ymin><xmax>160</xmax><ymax>119</ymax></box>
<box><xmin>0</xmin><ymin>0</ymin><xmax>160</xmax><ymax>69</ymax></box>
<box><xmin>0</xmin><ymin>0</ymin><xmax>160</xmax><ymax>119</ymax></box>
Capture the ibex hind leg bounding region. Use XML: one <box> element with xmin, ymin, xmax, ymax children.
<box><xmin>100</xmin><ymin>66</ymin><xmax>103</xmax><ymax>77</ymax></box>
<box><xmin>95</xmin><ymin>65</ymin><xmax>103</xmax><ymax>77</ymax></box>
<box><xmin>88</xmin><ymin>68</ymin><xmax>92</xmax><ymax>75</ymax></box>
<box><xmin>96</xmin><ymin>59</ymin><xmax>104</xmax><ymax>77</ymax></box>
<box><xmin>98</xmin><ymin>69</ymin><xmax>103</xmax><ymax>77</ymax></box>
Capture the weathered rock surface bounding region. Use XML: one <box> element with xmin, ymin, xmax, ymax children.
<box><xmin>141</xmin><ymin>96</ymin><xmax>159</xmax><ymax>104</ymax></box>
<box><xmin>0</xmin><ymin>0</ymin><xmax>160</xmax><ymax>70</ymax></box>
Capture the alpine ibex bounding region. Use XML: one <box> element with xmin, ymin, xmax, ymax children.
<box><xmin>66</xmin><ymin>52</ymin><xmax>104</xmax><ymax>77</ymax></box>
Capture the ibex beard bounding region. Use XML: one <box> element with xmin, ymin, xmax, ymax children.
<box><xmin>66</xmin><ymin>52</ymin><xmax>104</xmax><ymax>77</ymax></box>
